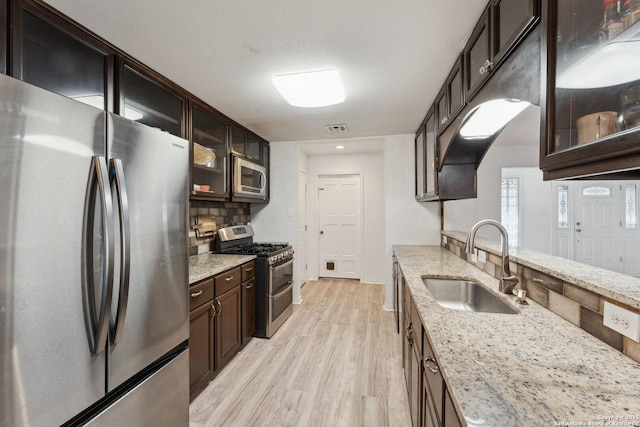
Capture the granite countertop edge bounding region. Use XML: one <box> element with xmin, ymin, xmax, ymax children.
<box><xmin>393</xmin><ymin>244</ymin><xmax>640</xmax><ymax>426</ymax></box>
<box><xmin>189</xmin><ymin>253</ymin><xmax>257</xmax><ymax>284</ymax></box>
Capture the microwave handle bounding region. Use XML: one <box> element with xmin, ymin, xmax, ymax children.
<box><xmin>260</xmin><ymin>170</ymin><xmax>266</xmax><ymax>189</ymax></box>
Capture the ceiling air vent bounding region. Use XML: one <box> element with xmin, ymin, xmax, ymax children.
<box><xmin>325</xmin><ymin>124</ymin><xmax>348</xmax><ymax>133</ymax></box>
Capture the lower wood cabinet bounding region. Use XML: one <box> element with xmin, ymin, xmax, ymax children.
<box><xmin>189</xmin><ymin>300</ymin><xmax>214</xmax><ymax>395</ymax></box>
<box><xmin>189</xmin><ymin>260</ymin><xmax>256</xmax><ymax>400</ymax></box>
<box><xmin>215</xmin><ymin>285</ymin><xmax>241</xmax><ymax>369</ymax></box>
<box><xmin>189</xmin><ymin>277</ymin><xmax>215</xmax><ymax>398</ymax></box>
<box><xmin>241</xmin><ymin>277</ymin><xmax>256</xmax><ymax>344</ymax></box>
<box><xmin>399</xmin><ymin>266</ymin><xmax>464</xmax><ymax>427</ymax></box>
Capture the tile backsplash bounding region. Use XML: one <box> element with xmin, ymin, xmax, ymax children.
<box><xmin>189</xmin><ymin>200</ymin><xmax>251</xmax><ymax>256</ymax></box>
<box><xmin>442</xmin><ymin>234</ymin><xmax>640</xmax><ymax>364</ymax></box>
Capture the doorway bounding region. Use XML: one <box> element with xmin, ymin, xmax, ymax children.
<box><xmin>552</xmin><ymin>181</ymin><xmax>640</xmax><ymax>276</ymax></box>
<box><xmin>316</xmin><ymin>173</ymin><xmax>362</xmax><ymax>279</ymax></box>
<box><xmin>297</xmin><ymin>170</ymin><xmax>308</xmax><ymax>299</ymax></box>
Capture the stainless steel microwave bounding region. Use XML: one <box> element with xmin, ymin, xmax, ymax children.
<box><xmin>232</xmin><ymin>155</ymin><xmax>267</xmax><ymax>200</ymax></box>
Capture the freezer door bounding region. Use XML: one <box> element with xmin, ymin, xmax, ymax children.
<box><xmin>0</xmin><ymin>75</ymin><xmax>109</xmax><ymax>426</ymax></box>
<box><xmin>107</xmin><ymin>113</ymin><xmax>189</xmax><ymax>390</ymax></box>
<box><xmin>86</xmin><ymin>350</ymin><xmax>189</xmax><ymax>426</ymax></box>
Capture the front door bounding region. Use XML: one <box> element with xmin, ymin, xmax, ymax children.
<box><xmin>317</xmin><ymin>174</ymin><xmax>362</xmax><ymax>279</ymax></box>
<box><xmin>574</xmin><ymin>184</ymin><xmax>620</xmax><ymax>271</ymax></box>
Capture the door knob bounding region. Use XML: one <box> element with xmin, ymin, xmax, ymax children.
<box><xmin>576</xmin><ymin>228</ymin><xmax>582</xmax><ymax>232</ymax></box>
<box><xmin>320</xmin><ymin>230</ymin><xmax>324</xmax><ymax>235</ymax></box>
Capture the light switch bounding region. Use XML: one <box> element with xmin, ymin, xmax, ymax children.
<box><xmin>477</xmin><ymin>249</ymin><xmax>487</xmax><ymax>264</ymax></box>
<box><xmin>287</xmin><ymin>208</ymin><xmax>293</xmax><ymax>217</ymax></box>
<box><xmin>603</xmin><ymin>301</ymin><xmax>640</xmax><ymax>343</ymax></box>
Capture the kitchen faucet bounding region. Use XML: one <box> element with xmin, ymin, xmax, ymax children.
<box><xmin>464</xmin><ymin>219</ymin><xmax>519</xmax><ymax>295</ymax></box>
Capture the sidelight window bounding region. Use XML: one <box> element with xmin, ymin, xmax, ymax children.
<box><xmin>626</xmin><ymin>185</ymin><xmax>637</xmax><ymax>229</ymax></box>
<box><xmin>557</xmin><ymin>185</ymin><xmax>569</xmax><ymax>229</ymax></box>
<box><xmin>500</xmin><ymin>178</ymin><xmax>519</xmax><ymax>248</ymax></box>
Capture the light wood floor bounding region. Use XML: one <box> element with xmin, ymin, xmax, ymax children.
<box><xmin>189</xmin><ymin>278</ymin><xmax>411</xmax><ymax>427</ymax></box>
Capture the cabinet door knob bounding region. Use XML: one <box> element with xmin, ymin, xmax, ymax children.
<box><xmin>424</xmin><ymin>357</ymin><xmax>439</xmax><ymax>374</ymax></box>
<box><xmin>191</xmin><ymin>290</ymin><xmax>203</xmax><ymax>298</ymax></box>
<box><xmin>479</xmin><ymin>59</ymin><xmax>493</xmax><ymax>75</ymax></box>
<box><xmin>225</xmin><ymin>276</ymin><xmax>233</xmax><ymax>282</ymax></box>
<box><xmin>211</xmin><ymin>303</ymin><xmax>216</xmax><ymax>319</ymax></box>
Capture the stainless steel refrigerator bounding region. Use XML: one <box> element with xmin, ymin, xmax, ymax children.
<box><xmin>0</xmin><ymin>74</ymin><xmax>189</xmax><ymax>426</ymax></box>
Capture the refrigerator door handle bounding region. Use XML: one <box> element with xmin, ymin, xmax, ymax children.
<box><xmin>82</xmin><ymin>155</ymin><xmax>115</xmax><ymax>355</ymax></box>
<box><xmin>109</xmin><ymin>158</ymin><xmax>131</xmax><ymax>345</ymax></box>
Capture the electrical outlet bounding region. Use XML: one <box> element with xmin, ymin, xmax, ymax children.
<box><xmin>603</xmin><ymin>301</ymin><xmax>640</xmax><ymax>342</ymax></box>
<box><xmin>442</xmin><ymin>235</ymin><xmax>448</xmax><ymax>245</ymax></box>
<box><xmin>477</xmin><ymin>249</ymin><xmax>487</xmax><ymax>264</ymax></box>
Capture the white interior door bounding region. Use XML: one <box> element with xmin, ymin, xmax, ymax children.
<box><xmin>317</xmin><ymin>174</ymin><xmax>362</xmax><ymax>279</ymax></box>
<box><xmin>574</xmin><ymin>184</ymin><xmax>621</xmax><ymax>272</ymax></box>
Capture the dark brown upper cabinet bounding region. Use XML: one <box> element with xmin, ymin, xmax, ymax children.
<box><xmin>1</xmin><ymin>0</ymin><xmax>6</xmax><ymax>74</ymax></box>
<box><xmin>118</xmin><ymin>61</ymin><xmax>186</xmax><ymax>138</ymax></box>
<box><xmin>11</xmin><ymin>2</ymin><xmax>114</xmax><ymax>110</ymax></box>
<box><xmin>492</xmin><ymin>0</ymin><xmax>541</xmax><ymax>67</ymax></box>
<box><xmin>415</xmin><ymin>108</ymin><xmax>438</xmax><ymax>201</ymax></box>
<box><xmin>190</xmin><ymin>100</ymin><xmax>230</xmax><ymax>201</ymax></box>
<box><xmin>464</xmin><ymin>6</ymin><xmax>493</xmax><ymax>100</ymax></box>
<box><xmin>435</xmin><ymin>55</ymin><xmax>464</xmax><ymax>134</ymax></box>
<box><xmin>540</xmin><ymin>0</ymin><xmax>640</xmax><ymax>179</ymax></box>
<box><xmin>231</xmin><ymin>124</ymin><xmax>268</xmax><ymax>165</ymax></box>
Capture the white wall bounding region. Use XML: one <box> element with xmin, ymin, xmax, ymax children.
<box><xmin>307</xmin><ymin>151</ymin><xmax>386</xmax><ymax>284</ymax></box>
<box><xmin>502</xmin><ymin>167</ymin><xmax>553</xmax><ymax>253</ymax></box>
<box><xmin>383</xmin><ymin>134</ymin><xmax>441</xmax><ymax>309</ymax></box>
<box><xmin>443</xmin><ymin>105</ymin><xmax>540</xmax><ymax>242</ymax></box>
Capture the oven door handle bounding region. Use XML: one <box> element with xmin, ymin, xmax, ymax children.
<box><xmin>270</xmin><ymin>258</ymin><xmax>293</xmax><ymax>271</ymax></box>
<box><xmin>271</xmin><ymin>281</ymin><xmax>293</xmax><ymax>300</ymax></box>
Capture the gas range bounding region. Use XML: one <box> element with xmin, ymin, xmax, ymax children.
<box><xmin>214</xmin><ymin>224</ymin><xmax>294</xmax><ymax>338</ymax></box>
<box><xmin>215</xmin><ymin>225</ymin><xmax>293</xmax><ymax>265</ymax></box>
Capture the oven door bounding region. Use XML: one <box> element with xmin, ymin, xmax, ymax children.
<box><xmin>233</xmin><ymin>155</ymin><xmax>266</xmax><ymax>200</ymax></box>
<box><xmin>267</xmin><ymin>258</ymin><xmax>293</xmax><ymax>337</ymax></box>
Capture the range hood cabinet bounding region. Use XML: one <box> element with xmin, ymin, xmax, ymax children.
<box><xmin>439</xmin><ymin>26</ymin><xmax>541</xmax><ymax>170</ymax></box>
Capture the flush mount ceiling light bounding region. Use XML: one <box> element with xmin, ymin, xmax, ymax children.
<box><xmin>459</xmin><ymin>99</ymin><xmax>530</xmax><ymax>139</ymax></box>
<box><xmin>272</xmin><ymin>69</ymin><xmax>345</xmax><ymax>108</ymax></box>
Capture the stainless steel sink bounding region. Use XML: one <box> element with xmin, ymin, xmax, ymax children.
<box><xmin>422</xmin><ymin>278</ymin><xmax>517</xmax><ymax>314</ymax></box>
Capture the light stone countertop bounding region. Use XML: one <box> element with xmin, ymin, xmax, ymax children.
<box><xmin>189</xmin><ymin>253</ymin><xmax>256</xmax><ymax>285</ymax></box>
<box><xmin>393</xmin><ymin>245</ymin><xmax>640</xmax><ymax>427</ymax></box>
<box><xmin>443</xmin><ymin>230</ymin><xmax>640</xmax><ymax>310</ymax></box>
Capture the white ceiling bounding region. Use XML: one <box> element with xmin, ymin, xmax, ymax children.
<box><xmin>43</xmin><ymin>0</ymin><xmax>488</xmax><ymax>142</ymax></box>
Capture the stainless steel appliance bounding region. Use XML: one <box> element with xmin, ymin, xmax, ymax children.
<box><xmin>0</xmin><ymin>74</ymin><xmax>189</xmax><ymax>426</ymax></box>
<box><xmin>232</xmin><ymin>155</ymin><xmax>267</xmax><ymax>200</ymax></box>
<box><xmin>215</xmin><ymin>225</ymin><xmax>293</xmax><ymax>338</ymax></box>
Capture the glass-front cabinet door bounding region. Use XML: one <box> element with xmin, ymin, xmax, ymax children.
<box><xmin>120</xmin><ymin>63</ymin><xmax>185</xmax><ymax>137</ymax></box>
<box><xmin>191</xmin><ymin>102</ymin><xmax>229</xmax><ymax>200</ymax></box>
<box><xmin>541</xmin><ymin>0</ymin><xmax>640</xmax><ymax>179</ymax></box>
<box><xmin>14</xmin><ymin>6</ymin><xmax>112</xmax><ymax>109</ymax></box>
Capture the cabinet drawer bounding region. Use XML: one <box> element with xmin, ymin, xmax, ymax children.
<box><xmin>215</xmin><ymin>267</ymin><xmax>241</xmax><ymax>296</ymax></box>
<box><xmin>190</xmin><ymin>278</ymin><xmax>214</xmax><ymax>311</ymax></box>
<box><xmin>241</xmin><ymin>261</ymin><xmax>255</xmax><ymax>282</ymax></box>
